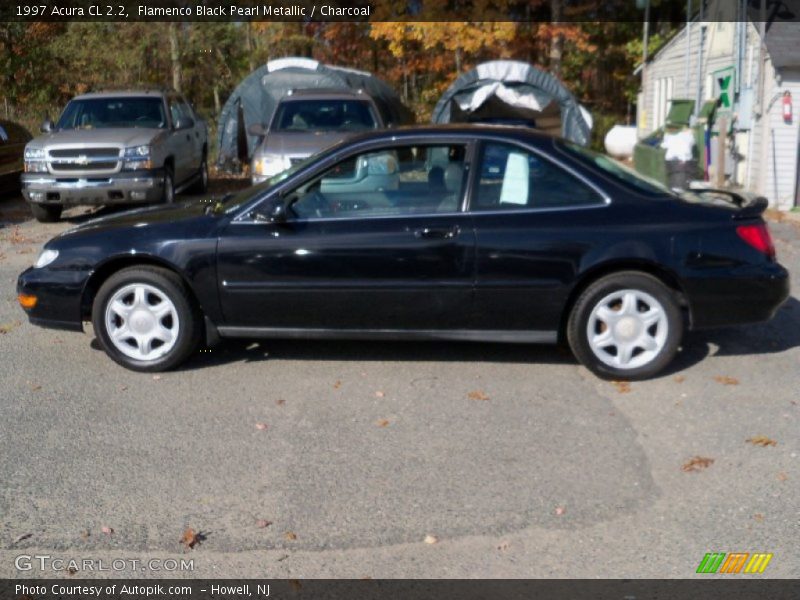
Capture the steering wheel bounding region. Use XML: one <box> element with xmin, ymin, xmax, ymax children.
<box><xmin>302</xmin><ymin>190</ymin><xmax>328</xmax><ymax>218</ymax></box>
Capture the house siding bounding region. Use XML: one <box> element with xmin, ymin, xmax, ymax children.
<box><xmin>638</xmin><ymin>15</ymin><xmax>798</xmax><ymax>208</ymax></box>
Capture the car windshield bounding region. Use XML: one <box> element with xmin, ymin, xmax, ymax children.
<box><xmin>556</xmin><ymin>140</ymin><xmax>673</xmax><ymax>196</ymax></box>
<box><xmin>273</xmin><ymin>99</ymin><xmax>378</xmax><ymax>133</ymax></box>
<box><xmin>56</xmin><ymin>97</ymin><xmax>167</xmax><ymax>130</ymax></box>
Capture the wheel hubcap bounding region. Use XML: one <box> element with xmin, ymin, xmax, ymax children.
<box><xmin>104</xmin><ymin>283</ymin><xmax>180</xmax><ymax>361</ymax></box>
<box><xmin>586</xmin><ymin>289</ymin><xmax>668</xmax><ymax>370</ymax></box>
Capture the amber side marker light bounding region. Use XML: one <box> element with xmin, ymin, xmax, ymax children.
<box><xmin>18</xmin><ymin>294</ymin><xmax>37</xmax><ymax>309</ymax></box>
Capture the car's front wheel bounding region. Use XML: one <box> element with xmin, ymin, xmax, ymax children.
<box><xmin>567</xmin><ymin>271</ymin><xmax>683</xmax><ymax>380</ymax></box>
<box><xmin>29</xmin><ymin>203</ymin><xmax>62</xmax><ymax>223</ymax></box>
<box><xmin>92</xmin><ymin>266</ymin><xmax>200</xmax><ymax>371</ymax></box>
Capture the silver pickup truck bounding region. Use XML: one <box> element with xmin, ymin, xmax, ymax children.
<box><xmin>21</xmin><ymin>90</ymin><xmax>208</xmax><ymax>222</ymax></box>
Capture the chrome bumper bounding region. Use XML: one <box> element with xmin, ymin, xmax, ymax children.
<box><xmin>21</xmin><ymin>173</ymin><xmax>164</xmax><ymax>205</ymax></box>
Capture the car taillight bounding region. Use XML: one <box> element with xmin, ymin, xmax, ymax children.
<box><xmin>736</xmin><ymin>223</ymin><xmax>775</xmax><ymax>259</ymax></box>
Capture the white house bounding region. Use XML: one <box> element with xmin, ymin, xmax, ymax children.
<box><xmin>636</xmin><ymin>0</ymin><xmax>800</xmax><ymax>209</ymax></box>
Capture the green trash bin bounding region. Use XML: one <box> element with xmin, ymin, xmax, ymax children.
<box><xmin>633</xmin><ymin>99</ymin><xmax>700</xmax><ymax>187</ymax></box>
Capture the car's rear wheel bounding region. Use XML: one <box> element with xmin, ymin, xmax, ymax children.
<box><xmin>189</xmin><ymin>156</ymin><xmax>209</xmax><ymax>194</ymax></box>
<box><xmin>29</xmin><ymin>203</ymin><xmax>62</xmax><ymax>223</ymax></box>
<box><xmin>567</xmin><ymin>271</ymin><xmax>683</xmax><ymax>380</ymax></box>
<box><xmin>162</xmin><ymin>166</ymin><xmax>175</xmax><ymax>203</ymax></box>
<box><xmin>92</xmin><ymin>266</ymin><xmax>200</xmax><ymax>372</ymax></box>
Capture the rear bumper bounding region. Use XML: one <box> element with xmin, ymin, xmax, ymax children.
<box><xmin>21</xmin><ymin>169</ymin><xmax>164</xmax><ymax>205</ymax></box>
<box><xmin>684</xmin><ymin>262</ymin><xmax>790</xmax><ymax>329</ymax></box>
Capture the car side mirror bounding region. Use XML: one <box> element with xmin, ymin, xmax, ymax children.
<box><xmin>40</xmin><ymin>119</ymin><xmax>54</xmax><ymax>133</ymax></box>
<box><xmin>252</xmin><ymin>198</ymin><xmax>288</xmax><ymax>224</ymax></box>
<box><xmin>247</xmin><ymin>123</ymin><xmax>267</xmax><ymax>137</ymax></box>
<box><xmin>174</xmin><ymin>116</ymin><xmax>194</xmax><ymax>130</ymax></box>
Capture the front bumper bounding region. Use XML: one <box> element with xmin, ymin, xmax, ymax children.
<box><xmin>21</xmin><ymin>169</ymin><xmax>164</xmax><ymax>205</ymax></box>
<box><xmin>684</xmin><ymin>262</ymin><xmax>790</xmax><ymax>329</ymax></box>
<box><xmin>17</xmin><ymin>266</ymin><xmax>88</xmax><ymax>332</ymax></box>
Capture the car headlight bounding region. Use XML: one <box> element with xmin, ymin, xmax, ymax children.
<box><xmin>34</xmin><ymin>248</ymin><xmax>59</xmax><ymax>269</ymax></box>
<box><xmin>123</xmin><ymin>145</ymin><xmax>153</xmax><ymax>170</ymax></box>
<box><xmin>124</xmin><ymin>145</ymin><xmax>151</xmax><ymax>158</ymax></box>
<box><xmin>24</xmin><ymin>161</ymin><xmax>48</xmax><ymax>173</ymax></box>
<box><xmin>24</xmin><ymin>147</ymin><xmax>45</xmax><ymax>160</ymax></box>
<box><xmin>253</xmin><ymin>154</ymin><xmax>291</xmax><ymax>178</ymax></box>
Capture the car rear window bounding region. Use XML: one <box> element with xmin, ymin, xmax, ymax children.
<box><xmin>556</xmin><ymin>140</ymin><xmax>672</xmax><ymax>197</ymax></box>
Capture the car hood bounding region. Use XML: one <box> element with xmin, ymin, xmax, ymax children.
<box><xmin>54</xmin><ymin>201</ymin><xmax>212</xmax><ymax>241</ymax></box>
<box><xmin>29</xmin><ymin>127</ymin><xmax>167</xmax><ymax>149</ymax></box>
<box><xmin>257</xmin><ymin>131</ymin><xmax>353</xmax><ymax>158</ymax></box>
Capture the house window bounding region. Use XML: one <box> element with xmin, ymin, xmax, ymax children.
<box><xmin>653</xmin><ymin>77</ymin><xmax>674</xmax><ymax>129</ymax></box>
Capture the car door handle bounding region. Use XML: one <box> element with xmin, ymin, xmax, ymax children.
<box><xmin>414</xmin><ymin>225</ymin><xmax>460</xmax><ymax>240</ymax></box>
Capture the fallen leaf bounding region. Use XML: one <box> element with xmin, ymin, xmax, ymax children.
<box><xmin>255</xmin><ymin>422</ymin><xmax>268</xmax><ymax>431</ymax></box>
<box><xmin>0</xmin><ymin>320</ymin><xmax>21</xmax><ymax>335</ymax></box>
<box><xmin>276</xmin><ymin>399</ymin><xmax>286</xmax><ymax>406</ymax></box>
<box><xmin>612</xmin><ymin>380</ymin><xmax>631</xmax><ymax>393</ymax></box>
<box><xmin>714</xmin><ymin>375</ymin><xmax>739</xmax><ymax>386</ymax></box>
<box><xmin>81</xmin><ymin>530</ymin><xmax>90</xmax><ymax>540</ymax></box>
<box><xmin>424</xmin><ymin>534</ymin><xmax>439</xmax><ymax>544</ymax></box>
<box><xmin>673</xmin><ymin>375</ymin><xmax>685</xmax><ymax>383</ymax></box>
<box><xmin>179</xmin><ymin>527</ymin><xmax>201</xmax><ymax>550</ymax></box>
<box><xmin>28</xmin><ymin>383</ymin><xmax>41</xmax><ymax>391</ymax></box>
<box><xmin>333</xmin><ymin>380</ymin><xmax>341</xmax><ymax>389</ymax></box>
<box><xmin>101</xmin><ymin>526</ymin><xmax>114</xmax><ymax>535</ymax></box>
<box><xmin>256</xmin><ymin>519</ymin><xmax>272</xmax><ymax>529</ymax></box>
<box><xmin>375</xmin><ymin>390</ymin><xmax>385</xmax><ymax>398</ymax></box>
<box><xmin>681</xmin><ymin>456</ymin><xmax>715</xmax><ymax>472</ymax></box>
<box><xmin>120</xmin><ymin>386</ymin><xmax>128</xmax><ymax>391</ymax></box>
<box><xmin>777</xmin><ymin>471</ymin><xmax>788</xmax><ymax>482</ymax></box>
<box><xmin>289</xmin><ymin>580</ymin><xmax>302</xmax><ymax>592</ymax></box>
<box><xmin>152</xmin><ymin>375</ymin><xmax>162</xmax><ymax>381</ymax></box>
<box><xmin>68</xmin><ymin>566</ymin><xmax>77</xmax><ymax>576</ymax></box>
<box><xmin>496</xmin><ymin>540</ymin><xmax>511</xmax><ymax>551</ymax></box>
<box><xmin>467</xmin><ymin>390</ymin><xmax>490</xmax><ymax>401</ymax></box>
<box><xmin>746</xmin><ymin>436</ymin><xmax>777</xmax><ymax>447</ymax></box>
<box><xmin>12</xmin><ymin>533</ymin><xmax>32</xmax><ymax>544</ymax></box>
<box><xmin>375</xmin><ymin>418</ymin><xmax>390</xmax><ymax>427</ymax></box>
<box><xmin>554</xmin><ymin>506</ymin><xmax>566</xmax><ymax>516</ymax></box>
<box><xmin>284</xmin><ymin>531</ymin><xmax>297</xmax><ymax>541</ymax></box>
<box><xmin>753</xmin><ymin>513</ymin><xmax>764</xmax><ymax>522</ymax></box>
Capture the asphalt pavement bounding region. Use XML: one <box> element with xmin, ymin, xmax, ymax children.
<box><xmin>0</xmin><ymin>192</ymin><xmax>798</xmax><ymax>578</ymax></box>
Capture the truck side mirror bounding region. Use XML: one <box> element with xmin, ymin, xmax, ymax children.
<box><xmin>40</xmin><ymin>119</ymin><xmax>54</xmax><ymax>133</ymax></box>
<box><xmin>247</xmin><ymin>123</ymin><xmax>267</xmax><ymax>137</ymax></box>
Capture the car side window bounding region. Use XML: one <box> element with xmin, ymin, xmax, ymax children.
<box><xmin>287</xmin><ymin>144</ymin><xmax>468</xmax><ymax>220</ymax></box>
<box><xmin>473</xmin><ymin>142</ymin><xmax>604</xmax><ymax>211</ymax></box>
<box><xmin>169</xmin><ymin>98</ymin><xmax>188</xmax><ymax>128</ymax></box>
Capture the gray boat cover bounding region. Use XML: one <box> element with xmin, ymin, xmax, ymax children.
<box><xmin>431</xmin><ymin>60</ymin><xmax>592</xmax><ymax>145</ymax></box>
<box><xmin>217</xmin><ymin>57</ymin><xmax>413</xmax><ymax>170</ymax></box>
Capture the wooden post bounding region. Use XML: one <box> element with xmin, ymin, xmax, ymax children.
<box><xmin>716</xmin><ymin>118</ymin><xmax>727</xmax><ymax>187</ymax></box>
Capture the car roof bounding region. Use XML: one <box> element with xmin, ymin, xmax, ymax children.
<box><xmin>281</xmin><ymin>88</ymin><xmax>371</xmax><ymax>101</ymax></box>
<box><xmin>71</xmin><ymin>90</ymin><xmax>170</xmax><ymax>100</ymax></box>
<box><xmin>342</xmin><ymin>124</ymin><xmax>558</xmax><ymax>148</ymax></box>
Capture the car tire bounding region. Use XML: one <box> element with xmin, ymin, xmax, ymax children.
<box><xmin>162</xmin><ymin>166</ymin><xmax>175</xmax><ymax>203</ymax></box>
<box><xmin>567</xmin><ymin>271</ymin><xmax>683</xmax><ymax>381</ymax></box>
<box><xmin>92</xmin><ymin>266</ymin><xmax>201</xmax><ymax>372</ymax></box>
<box><xmin>189</xmin><ymin>156</ymin><xmax>209</xmax><ymax>194</ymax></box>
<box><xmin>29</xmin><ymin>203</ymin><xmax>62</xmax><ymax>223</ymax></box>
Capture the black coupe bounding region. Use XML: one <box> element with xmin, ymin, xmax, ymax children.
<box><xmin>17</xmin><ymin>126</ymin><xmax>789</xmax><ymax>379</ymax></box>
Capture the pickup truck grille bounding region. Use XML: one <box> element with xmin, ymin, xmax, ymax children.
<box><xmin>47</xmin><ymin>147</ymin><xmax>122</xmax><ymax>174</ymax></box>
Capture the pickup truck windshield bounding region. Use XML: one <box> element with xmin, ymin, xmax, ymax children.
<box><xmin>273</xmin><ymin>99</ymin><xmax>378</xmax><ymax>133</ymax></box>
<box><xmin>56</xmin><ymin>97</ymin><xmax>167</xmax><ymax>130</ymax></box>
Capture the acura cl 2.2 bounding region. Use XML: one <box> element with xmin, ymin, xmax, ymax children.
<box><xmin>17</xmin><ymin>126</ymin><xmax>789</xmax><ymax>379</ymax></box>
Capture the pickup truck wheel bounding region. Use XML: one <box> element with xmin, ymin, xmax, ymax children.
<box><xmin>189</xmin><ymin>158</ymin><xmax>209</xmax><ymax>194</ymax></box>
<box><xmin>92</xmin><ymin>266</ymin><xmax>201</xmax><ymax>372</ymax></box>
<box><xmin>162</xmin><ymin>168</ymin><xmax>175</xmax><ymax>203</ymax></box>
<box><xmin>29</xmin><ymin>203</ymin><xmax>62</xmax><ymax>223</ymax></box>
